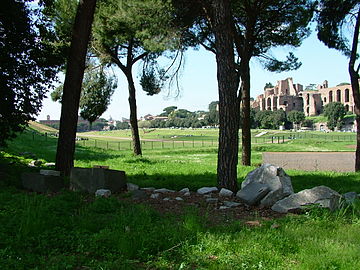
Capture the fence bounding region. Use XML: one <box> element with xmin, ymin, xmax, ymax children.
<box><xmin>28</xmin><ymin>131</ymin><xmax>356</xmax><ymax>152</ymax></box>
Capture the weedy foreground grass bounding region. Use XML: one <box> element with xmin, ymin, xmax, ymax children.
<box><xmin>1</xmin><ymin>130</ymin><xmax>360</xmax><ymax>269</ymax></box>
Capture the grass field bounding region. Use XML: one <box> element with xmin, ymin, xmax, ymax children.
<box><xmin>1</xmin><ymin>128</ymin><xmax>360</xmax><ymax>269</ymax></box>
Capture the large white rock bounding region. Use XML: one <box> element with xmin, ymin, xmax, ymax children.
<box><xmin>271</xmin><ymin>186</ymin><xmax>341</xmax><ymax>213</ymax></box>
<box><xmin>241</xmin><ymin>164</ymin><xmax>294</xmax><ymax>207</ymax></box>
<box><xmin>197</xmin><ymin>187</ymin><xmax>218</xmax><ymax>195</ymax></box>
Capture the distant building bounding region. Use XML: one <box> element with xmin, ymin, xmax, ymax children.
<box><xmin>251</xmin><ymin>77</ymin><xmax>354</xmax><ymax>116</ymax></box>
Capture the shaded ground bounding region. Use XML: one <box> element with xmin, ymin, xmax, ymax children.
<box><xmin>118</xmin><ymin>189</ymin><xmax>285</xmax><ymax>226</ymax></box>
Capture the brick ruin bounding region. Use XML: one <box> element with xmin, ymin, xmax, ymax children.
<box><xmin>251</xmin><ymin>77</ymin><xmax>354</xmax><ymax>116</ymax></box>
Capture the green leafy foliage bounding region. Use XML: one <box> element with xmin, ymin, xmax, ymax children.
<box><xmin>0</xmin><ymin>0</ymin><xmax>60</xmax><ymax>146</ymax></box>
<box><xmin>324</xmin><ymin>102</ymin><xmax>347</xmax><ymax>131</ymax></box>
<box><xmin>51</xmin><ymin>64</ymin><xmax>116</xmax><ymax>126</ymax></box>
<box><xmin>288</xmin><ymin>111</ymin><xmax>306</xmax><ymax>125</ymax></box>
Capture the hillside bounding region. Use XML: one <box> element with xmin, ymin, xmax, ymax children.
<box><xmin>28</xmin><ymin>121</ymin><xmax>58</xmax><ymax>133</ymax></box>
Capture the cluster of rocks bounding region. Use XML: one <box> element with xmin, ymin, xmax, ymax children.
<box><xmin>235</xmin><ymin>164</ymin><xmax>349</xmax><ymax>213</ymax></box>
<box><xmin>21</xmin><ymin>163</ymin><xmax>358</xmax><ymax>214</ymax></box>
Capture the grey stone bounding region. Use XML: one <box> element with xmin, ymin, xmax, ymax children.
<box><xmin>236</xmin><ymin>182</ymin><xmax>270</xmax><ymax>205</ymax></box>
<box><xmin>175</xmin><ymin>197</ymin><xmax>184</xmax><ymax>201</ymax></box>
<box><xmin>197</xmin><ymin>187</ymin><xmax>218</xmax><ymax>195</ymax></box>
<box><xmin>150</xmin><ymin>193</ymin><xmax>160</xmax><ymax>199</ymax></box>
<box><xmin>219</xmin><ymin>188</ymin><xmax>234</xmax><ymax>197</ymax></box>
<box><xmin>127</xmin><ymin>183</ymin><xmax>139</xmax><ymax>191</ymax></box>
<box><xmin>219</xmin><ymin>206</ymin><xmax>230</xmax><ymax>210</ymax></box>
<box><xmin>44</xmin><ymin>162</ymin><xmax>56</xmax><ymax>167</ymax></box>
<box><xmin>163</xmin><ymin>197</ymin><xmax>171</xmax><ymax>201</ymax></box>
<box><xmin>132</xmin><ymin>189</ymin><xmax>148</xmax><ymax>200</ymax></box>
<box><xmin>154</xmin><ymin>188</ymin><xmax>175</xmax><ymax>193</ymax></box>
<box><xmin>179</xmin><ymin>188</ymin><xmax>190</xmax><ymax>194</ymax></box>
<box><xmin>40</xmin><ymin>169</ymin><xmax>61</xmax><ymax>176</ymax></box>
<box><xmin>272</xmin><ymin>186</ymin><xmax>341</xmax><ymax>213</ymax></box>
<box><xmin>95</xmin><ymin>189</ymin><xmax>111</xmax><ymax>198</ymax></box>
<box><xmin>29</xmin><ymin>160</ymin><xmax>42</xmax><ymax>167</ymax></box>
<box><xmin>223</xmin><ymin>201</ymin><xmax>241</xmax><ymax>208</ymax></box>
<box><xmin>241</xmin><ymin>164</ymin><xmax>294</xmax><ymax>207</ymax></box>
<box><xmin>342</xmin><ymin>192</ymin><xmax>358</xmax><ymax>204</ymax></box>
<box><xmin>206</xmin><ymin>198</ymin><xmax>218</xmax><ymax>203</ymax></box>
<box><xmin>22</xmin><ymin>172</ymin><xmax>64</xmax><ymax>193</ymax></box>
<box><xmin>141</xmin><ymin>187</ymin><xmax>155</xmax><ymax>191</ymax></box>
<box><xmin>70</xmin><ymin>167</ymin><xmax>126</xmax><ymax>193</ymax></box>
<box><xmin>183</xmin><ymin>191</ymin><xmax>191</xmax><ymax>197</ymax></box>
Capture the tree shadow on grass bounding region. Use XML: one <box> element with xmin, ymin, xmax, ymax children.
<box><xmin>290</xmin><ymin>171</ymin><xmax>360</xmax><ymax>193</ymax></box>
<box><xmin>74</xmin><ymin>145</ymin><xmax>126</xmax><ymax>162</ymax></box>
<box><xmin>127</xmin><ymin>172</ymin><xmax>218</xmax><ymax>191</ymax></box>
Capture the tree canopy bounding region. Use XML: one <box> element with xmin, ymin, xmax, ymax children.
<box><xmin>324</xmin><ymin>102</ymin><xmax>347</xmax><ymax>131</ymax></box>
<box><xmin>0</xmin><ymin>0</ymin><xmax>59</xmax><ymax>146</ymax></box>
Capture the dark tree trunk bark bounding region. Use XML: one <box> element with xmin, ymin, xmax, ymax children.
<box><xmin>212</xmin><ymin>0</ymin><xmax>240</xmax><ymax>192</ymax></box>
<box><xmin>240</xmin><ymin>59</ymin><xmax>251</xmax><ymax>166</ymax></box>
<box><xmin>126</xmin><ymin>70</ymin><xmax>142</xmax><ymax>156</ymax></box>
<box><xmin>55</xmin><ymin>0</ymin><xmax>97</xmax><ymax>175</ymax></box>
<box><xmin>349</xmin><ymin>8</ymin><xmax>360</xmax><ymax>171</ymax></box>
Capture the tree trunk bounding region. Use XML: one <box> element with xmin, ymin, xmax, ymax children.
<box><xmin>349</xmin><ymin>8</ymin><xmax>360</xmax><ymax>171</ymax></box>
<box><xmin>55</xmin><ymin>0</ymin><xmax>97</xmax><ymax>175</ymax></box>
<box><xmin>211</xmin><ymin>0</ymin><xmax>240</xmax><ymax>192</ymax></box>
<box><xmin>241</xmin><ymin>59</ymin><xmax>251</xmax><ymax>166</ymax></box>
<box><xmin>126</xmin><ymin>70</ymin><xmax>142</xmax><ymax>156</ymax></box>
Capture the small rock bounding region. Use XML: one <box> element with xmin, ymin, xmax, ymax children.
<box><xmin>183</xmin><ymin>191</ymin><xmax>191</xmax><ymax>196</ymax></box>
<box><xmin>163</xmin><ymin>197</ymin><xmax>171</xmax><ymax>201</ymax></box>
<box><xmin>29</xmin><ymin>160</ymin><xmax>42</xmax><ymax>167</ymax></box>
<box><xmin>219</xmin><ymin>188</ymin><xmax>234</xmax><ymax>197</ymax></box>
<box><xmin>141</xmin><ymin>187</ymin><xmax>155</xmax><ymax>191</ymax></box>
<box><xmin>127</xmin><ymin>183</ymin><xmax>139</xmax><ymax>191</ymax></box>
<box><xmin>245</xmin><ymin>220</ymin><xmax>262</xmax><ymax>227</ymax></box>
<box><xmin>206</xmin><ymin>198</ymin><xmax>218</xmax><ymax>203</ymax></box>
<box><xmin>223</xmin><ymin>201</ymin><xmax>241</xmax><ymax>208</ymax></box>
<box><xmin>150</xmin><ymin>193</ymin><xmax>160</xmax><ymax>199</ymax></box>
<box><xmin>179</xmin><ymin>188</ymin><xmax>190</xmax><ymax>194</ymax></box>
<box><xmin>175</xmin><ymin>197</ymin><xmax>183</xmax><ymax>201</ymax></box>
<box><xmin>219</xmin><ymin>206</ymin><xmax>229</xmax><ymax>210</ymax></box>
<box><xmin>44</xmin><ymin>162</ymin><xmax>56</xmax><ymax>167</ymax></box>
<box><xmin>342</xmin><ymin>192</ymin><xmax>358</xmax><ymax>204</ymax></box>
<box><xmin>197</xmin><ymin>187</ymin><xmax>218</xmax><ymax>195</ymax></box>
<box><xmin>95</xmin><ymin>189</ymin><xmax>111</xmax><ymax>198</ymax></box>
<box><xmin>154</xmin><ymin>188</ymin><xmax>175</xmax><ymax>193</ymax></box>
<box><xmin>39</xmin><ymin>170</ymin><xmax>61</xmax><ymax>176</ymax></box>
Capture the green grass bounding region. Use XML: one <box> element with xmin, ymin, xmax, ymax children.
<box><xmin>2</xmin><ymin>129</ymin><xmax>360</xmax><ymax>269</ymax></box>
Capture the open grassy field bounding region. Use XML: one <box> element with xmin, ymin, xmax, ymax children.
<box><xmin>1</xmin><ymin>128</ymin><xmax>360</xmax><ymax>269</ymax></box>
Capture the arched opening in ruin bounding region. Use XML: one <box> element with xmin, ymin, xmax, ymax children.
<box><xmin>306</xmin><ymin>94</ymin><xmax>310</xmax><ymax>105</ymax></box>
<box><xmin>336</xmin><ymin>89</ymin><xmax>341</xmax><ymax>102</ymax></box>
<box><xmin>267</xmin><ymin>97</ymin><xmax>271</xmax><ymax>110</ymax></box>
<box><xmin>345</xmin><ymin>89</ymin><xmax>350</xmax><ymax>102</ymax></box>
<box><xmin>329</xmin><ymin>91</ymin><xmax>333</xmax><ymax>102</ymax></box>
<box><xmin>324</xmin><ymin>97</ymin><xmax>327</xmax><ymax>103</ymax></box>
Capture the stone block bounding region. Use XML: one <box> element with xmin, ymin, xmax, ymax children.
<box><xmin>272</xmin><ymin>186</ymin><xmax>341</xmax><ymax>213</ymax></box>
<box><xmin>236</xmin><ymin>182</ymin><xmax>269</xmax><ymax>205</ymax></box>
<box><xmin>22</xmin><ymin>172</ymin><xmax>64</xmax><ymax>193</ymax></box>
<box><xmin>197</xmin><ymin>187</ymin><xmax>218</xmax><ymax>195</ymax></box>
<box><xmin>70</xmin><ymin>167</ymin><xmax>126</xmax><ymax>193</ymax></box>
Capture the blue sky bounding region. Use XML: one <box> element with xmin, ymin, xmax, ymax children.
<box><xmin>37</xmin><ymin>30</ymin><xmax>351</xmax><ymax>121</ymax></box>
